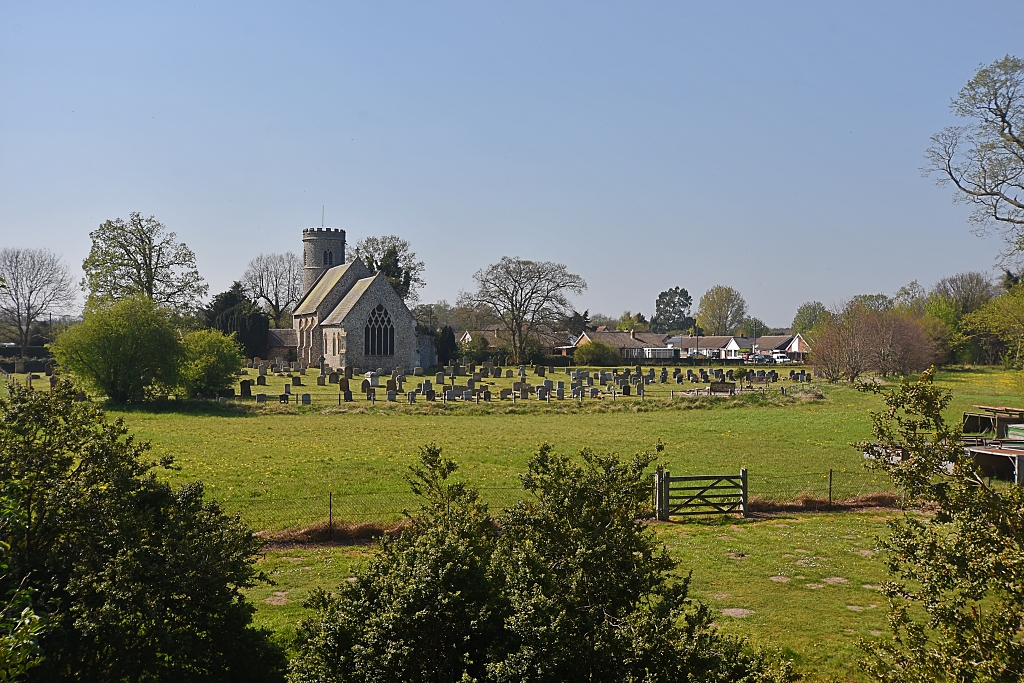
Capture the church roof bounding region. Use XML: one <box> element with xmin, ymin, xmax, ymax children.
<box><xmin>267</xmin><ymin>328</ymin><xmax>297</xmax><ymax>347</ymax></box>
<box><xmin>293</xmin><ymin>261</ymin><xmax>363</xmax><ymax>316</ymax></box>
<box><xmin>320</xmin><ymin>274</ymin><xmax>379</xmax><ymax>325</ymax></box>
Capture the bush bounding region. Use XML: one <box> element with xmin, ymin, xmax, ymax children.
<box><xmin>51</xmin><ymin>295</ymin><xmax>179</xmax><ymax>402</ymax></box>
<box><xmin>572</xmin><ymin>340</ymin><xmax>621</xmax><ymax>366</ymax></box>
<box><xmin>177</xmin><ymin>329</ymin><xmax>244</xmax><ymax>398</ymax></box>
<box><xmin>0</xmin><ymin>380</ymin><xmax>285</xmax><ymax>682</ymax></box>
<box><xmin>290</xmin><ymin>444</ymin><xmax>795</xmax><ymax>683</ymax></box>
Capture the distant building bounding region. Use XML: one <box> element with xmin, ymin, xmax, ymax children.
<box><xmin>573</xmin><ymin>330</ymin><xmax>674</xmax><ymax>359</ymax></box>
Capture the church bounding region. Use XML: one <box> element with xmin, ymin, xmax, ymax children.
<box><xmin>270</xmin><ymin>227</ymin><xmax>432</xmax><ymax>372</ymax></box>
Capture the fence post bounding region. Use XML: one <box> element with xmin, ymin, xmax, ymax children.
<box><xmin>653</xmin><ymin>471</ymin><xmax>662</xmax><ymax>520</ymax></box>
<box><xmin>329</xmin><ymin>492</ymin><xmax>333</xmax><ymax>541</ymax></box>
<box><xmin>828</xmin><ymin>469</ymin><xmax>833</xmax><ymax>507</ymax></box>
<box><xmin>740</xmin><ymin>468</ymin><xmax>748</xmax><ymax>518</ymax></box>
<box><xmin>660</xmin><ymin>470</ymin><xmax>671</xmax><ymax>521</ymax></box>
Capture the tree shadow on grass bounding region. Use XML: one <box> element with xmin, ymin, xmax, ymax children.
<box><xmin>103</xmin><ymin>398</ymin><xmax>258</xmax><ymax>417</ymax></box>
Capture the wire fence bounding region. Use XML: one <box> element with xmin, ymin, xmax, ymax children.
<box><xmin>214</xmin><ymin>470</ymin><xmax>893</xmax><ymax>537</ymax></box>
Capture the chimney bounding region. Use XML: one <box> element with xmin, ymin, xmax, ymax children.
<box><xmin>630</xmin><ymin>329</ymin><xmax>636</xmax><ymax>340</ymax></box>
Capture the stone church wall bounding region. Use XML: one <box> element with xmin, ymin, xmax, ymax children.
<box><xmin>323</xmin><ymin>276</ymin><xmax>419</xmax><ymax>373</ymax></box>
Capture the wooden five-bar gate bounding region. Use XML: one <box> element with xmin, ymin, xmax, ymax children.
<box><xmin>654</xmin><ymin>469</ymin><xmax>748</xmax><ymax>520</ymax></box>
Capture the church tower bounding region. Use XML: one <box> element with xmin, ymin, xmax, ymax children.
<box><xmin>302</xmin><ymin>227</ymin><xmax>346</xmax><ymax>295</ymax></box>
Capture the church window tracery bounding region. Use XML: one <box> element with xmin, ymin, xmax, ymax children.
<box><xmin>364</xmin><ymin>304</ymin><xmax>394</xmax><ymax>356</ymax></box>
<box><xmin>323</xmin><ymin>250</ymin><xmax>333</xmax><ymax>266</ymax></box>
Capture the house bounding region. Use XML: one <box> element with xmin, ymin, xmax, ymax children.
<box><xmin>267</xmin><ymin>227</ymin><xmax>431</xmax><ymax>372</ymax></box>
<box><xmin>573</xmin><ymin>330</ymin><xmax>674</xmax><ymax>359</ymax></box>
<box><xmin>665</xmin><ymin>336</ymin><xmax>747</xmax><ymax>360</ymax></box>
<box><xmin>459</xmin><ymin>327</ymin><xmax>570</xmax><ymax>356</ymax></box>
<box><xmin>753</xmin><ymin>334</ymin><xmax>810</xmax><ymax>362</ymax></box>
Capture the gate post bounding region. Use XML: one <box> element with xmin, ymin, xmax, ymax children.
<box><xmin>740</xmin><ymin>468</ymin><xmax>749</xmax><ymax>518</ymax></box>
<box><xmin>654</xmin><ymin>471</ymin><xmax>663</xmax><ymax>520</ymax></box>
<box><xmin>660</xmin><ymin>470</ymin><xmax>671</xmax><ymax>521</ymax></box>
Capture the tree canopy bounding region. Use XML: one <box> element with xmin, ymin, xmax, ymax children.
<box><xmin>695</xmin><ymin>285</ymin><xmax>747</xmax><ymax>336</ymax></box>
<box><xmin>0</xmin><ymin>248</ymin><xmax>76</xmax><ymax>358</ymax></box>
<box><xmin>241</xmin><ymin>252</ymin><xmax>302</xmax><ymax>327</ymax></box>
<box><xmin>463</xmin><ymin>257</ymin><xmax>585</xmax><ymax>365</ymax></box>
<box><xmin>926</xmin><ymin>55</ymin><xmax>1024</xmax><ymax>265</ymax></box>
<box><xmin>650</xmin><ymin>286</ymin><xmax>694</xmax><ymax>333</ymax></box>
<box><xmin>352</xmin><ymin>236</ymin><xmax>425</xmax><ymax>302</ymax></box>
<box><xmin>81</xmin><ymin>213</ymin><xmax>207</xmax><ymax>313</ymax></box>
<box><xmin>791</xmin><ymin>301</ymin><xmax>827</xmax><ymax>334</ymax></box>
<box><xmin>177</xmin><ymin>328</ymin><xmax>245</xmax><ymax>398</ymax></box>
<box><xmin>205</xmin><ymin>282</ymin><xmax>269</xmax><ymax>358</ymax></box>
<box><xmin>51</xmin><ymin>295</ymin><xmax>180</xmax><ymax>402</ymax></box>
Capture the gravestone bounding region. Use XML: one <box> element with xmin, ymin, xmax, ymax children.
<box><xmin>556</xmin><ymin>387</ymin><xmax>565</xmax><ymax>400</ymax></box>
<box><xmin>590</xmin><ymin>387</ymin><xmax>600</xmax><ymax>398</ymax></box>
<box><xmin>329</xmin><ymin>372</ymin><xmax>339</xmax><ymax>383</ymax></box>
<box><xmin>481</xmin><ymin>389</ymin><xmax>491</xmax><ymax>401</ymax></box>
<box><xmin>424</xmin><ymin>389</ymin><xmax>436</xmax><ymax>401</ymax></box>
<box><xmin>386</xmin><ymin>379</ymin><xmax>397</xmax><ymax>392</ymax></box>
<box><xmin>256</xmin><ymin>393</ymin><xmax>266</xmax><ymax>403</ymax></box>
<box><xmin>621</xmin><ymin>384</ymin><xmax>631</xmax><ymax>396</ymax></box>
<box><xmin>317</xmin><ymin>376</ymin><xmax>326</xmax><ymax>386</ymax></box>
<box><xmin>436</xmin><ymin>372</ymin><xmax>445</xmax><ymax>385</ymax></box>
<box><xmin>387</xmin><ymin>390</ymin><xmax>397</xmax><ymax>402</ymax></box>
<box><xmin>284</xmin><ymin>384</ymin><xmax>291</xmax><ymax>394</ymax></box>
<box><xmin>445</xmin><ymin>390</ymin><xmax>456</xmax><ymax>401</ymax></box>
<box><xmin>344</xmin><ymin>366</ymin><xmax>353</xmax><ymax>379</ymax></box>
<box><xmin>414</xmin><ymin>366</ymin><xmax>423</xmax><ymax>376</ymax></box>
<box><xmin>361</xmin><ymin>379</ymin><xmax>371</xmax><ymax>392</ymax></box>
<box><xmin>422</xmin><ymin>379</ymin><xmax>432</xmax><ymax>392</ymax></box>
<box><xmin>366</xmin><ymin>388</ymin><xmax>376</xmax><ymax>400</ymax></box>
<box><xmin>462</xmin><ymin>390</ymin><xmax>473</xmax><ymax>401</ymax></box>
<box><xmin>279</xmin><ymin>394</ymin><xmax>289</xmax><ymax>404</ymax></box>
<box><xmin>343</xmin><ymin>390</ymin><xmax>353</xmax><ymax>402</ymax></box>
<box><xmin>301</xmin><ymin>393</ymin><xmax>311</xmax><ymax>405</ymax></box>
<box><xmin>221</xmin><ymin>387</ymin><xmax>235</xmax><ymax>398</ymax></box>
<box><xmin>537</xmin><ymin>387</ymin><xmax>549</xmax><ymax>400</ymax></box>
<box><xmin>407</xmin><ymin>391</ymin><xmax>417</xmax><ymax>403</ymax></box>
<box><xmin>500</xmin><ymin>388</ymin><xmax>512</xmax><ymax>400</ymax></box>
<box><xmin>259</xmin><ymin>365</ymin><xmax>267</xmax><ymax>376</ymax></box>
<box><xmin>240</xmin><ymin>380</ymin><xmax>253</xmax><ymax>397</ymax></box>
<box><xmin>292</xmin><ymin>376</ymin><xmax>302</xmax><ymax>386</ymax></box>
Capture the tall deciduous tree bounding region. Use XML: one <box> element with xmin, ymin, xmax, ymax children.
<box><xmin>352</xmin><ymin>236</ymin><xmax>425</xmax><ymax>302</ymax></box>
<box><xmin>241</xmin><ymin>252</ymin><xmax>301</xmax><ymax>327</ymax></box>
<box><xmin>463</xmin><ymin>257</ymin><xmax>586</xmax><ymax>365</ymax></box>
<box><xmin>0</xmin><ymin>249</ymin><xmax>76</xmax><ymax>358</ymax></box>
<box><xmin>930</xmin><ymin>271</ymin><xmax>996</xmax><ymax>315</ymax></box>
<box><xmin>205</xmin><ymin>282</ymin><xmax>269</xmax><ymax>358</ymax></box>
<box><xmin>241</xmin><ymin>252</ymin><xmax>302</xmax><ymax>327</ymax></box>
<box><xmin>926</xmin><ymin>55</ymin><xmax>1024</xmax><ymax>264</ymax></box>
<box><xmin>695</xmin><ymin>285</ymin><xmax>747</xmax><ymax>336</ymax></box>
<box><xmin>791</xmin><ymin>301</ymin><xmax>827</xmax><ymax>334</ymax></box>
<box><xmin>650</xmin><ymin>287</ymin><xmax>694</xmax><ymax>333</ymax></box>
<box><xmin>81</xmin><ymin>213</ymin><xmax>207</xmax><ymax>313</ymax></box>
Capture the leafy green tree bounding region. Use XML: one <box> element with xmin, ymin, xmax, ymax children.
<box><xmin>436</xmin><ymin>325</ymin><xmax>458</xmax><ymax>366</ymax></box>
<box><xmin>0</xmin><ymin>380</ymin><xmax>286</xmax><ymax>682</ymax></box>
<box><xmin>561</xmin><ymin>309</ymin><xmax>590</xmax><ymax>337</ymax></box>
<box><xmin>964</xmin><ymin>285</ymin><xmax>1024</xmax><ymax>367</ymax></box>
<box><xmin>615</xmin><ymin>311</ymin><xmax>648</xmax><ymax>332</ymax></box>
<box><xmin>353</xmin><ymin>236</ymin><xmax>426</xmax><ymax>302</ymax></box>
<box><xmin>696</xmin><ymin>285</ymin><xmax>747</xmax><ymax>336</ymax></box>
<box><xmin>81</xmin><ymin>212</ymin><xmax>207</xmax><ymax>313</ymax></box>
<box><xmin>291</xmin><ymin>444</ymin><xmax>795</xmax><ymax>683</ymax></box>
<box><xmin>0</xmin><ymin>491</ymin><xmax>43</xmax><ymax>680</ymax></box>
<box><xmin>205</xmin><ymin>282</ymin><xmax>270</xmax><ymax>358</ymax></box>
<box><xmin>177</xmin><ymin>329</ymin><xmax>244</xmax><ymax>398</ymax></box>
<box><xmin>791</xmin><ymin>301</ymin><xmax>827</xmax><ymax>334</ymax></box>
<box><xmin>650</xmin><ymin>287</ymin><xmax>694</xmax><ymax>333</ymax></box>
<box><xmin>849</xmin><ymin>294</ymin><xmax>893</xmax><ymax>312</ymax></box>
<box><xmin>858</xmin><ymin>370</ymin><xmax>1024</xmax><ymax>681</ymax></box>
<box><xmin>737</xmin><ymin>316</ymin><xmax>769</xmax><ymax>339</ymax></box>
<box><xmin>573</xmin><ymin>340</ymin><xmax>621</xmax><ymax>366</ymax></box>
<box><xmin>51</xmin><ymin>295</ymin><xmax>180</xmax><ymax>402</ymax></box>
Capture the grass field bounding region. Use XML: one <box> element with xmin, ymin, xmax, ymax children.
<box><xmin>8</xmin><ymin>365</ymin><xmax>1016</xmax><ymax>681</ymax></box>
<box><xmin>246</xmin><ymin>510</ymin><xmax>899</xmax><ymax>682</ymax></box>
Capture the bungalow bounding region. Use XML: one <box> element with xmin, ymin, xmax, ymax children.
<box><xmin>459</xmin><ymin>327</ymin><xmax>570</xmax><ymax>356</ymax></box>
<box><xmin>665</xmin><ymin>336</ymin><xmax>748</xmax><ymax>360</ymax></box>
<box><xmin>753</xmin><ymin>334</ymin><xmax>810</xmax><ymax>362</ymax></box>
<box><xmin>573</xmin><ymin>330</ymin><xmax>674</xmax><ymax>359</ymax></box>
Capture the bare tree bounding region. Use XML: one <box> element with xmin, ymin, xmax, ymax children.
<box><xmin>925</xmin><ymin>55</ymin><xmax>1024</xmax><ymax>264</ymax></box>
<box><xmin>81</xmin><ymin>213</ymin><xmax>207</xmax><ymax>312</ymax></box>
<box><xmin>462</xmin><ymin>257</ymin><xmax>586</xmax><ymax>364</ymax></box>
<box><xmin>241</xmin><ymin>252</ymin><xmax>302</xmax><ymax>327</ymax></box>
<box><xmin>0</xmin><ymin>248</ymin><xmax>76</xmax><ymax>358</ymax></box>
<box><xmin>695</xmin><ymin>285</ymin><xmax>747</xmax><ymax>335</ymax></box>
<box><xmin>867</xmin><ymin>310</ymin><xmax>934</xmax><ymax>377</ymax></box>
<box><xmin>931</xmin><ymin>271</ymin><xmax>997</xmax><ymax>314</ymax></box>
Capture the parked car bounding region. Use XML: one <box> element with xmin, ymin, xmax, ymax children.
<box><xmin>745</xmin><ymin>354</ymin><xmax>775</xmax><ymax>365</ymax></box>
<box><xmin>771</xmin><ymin>353</ymin><xmax>790</xmax><ymax>364</ymax></box>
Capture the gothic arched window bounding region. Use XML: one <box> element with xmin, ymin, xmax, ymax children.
<box><xmin>364</xmin><ymin>304</ymin><xmax>394</xmax><ymax>356</ymax></box>
<box><xmin>323</xmin><ymin>250</ymin><xmax>334</xmax><ymax>266</ymax></box>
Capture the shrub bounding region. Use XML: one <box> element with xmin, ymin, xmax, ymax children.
<box><xmin>573</xmin><ymin>340</ymin><xmax>621</xmax><ymax>366</ymax></box>
<box><xmin>290</xmin><ymin>444</ymin><xmax>795</xmax><ymax>683</ymax></box>
<box><xmin>51</xmin><ymin>295</ymin><xmax>179</xmax><ymax>402</ymax></box>
<box><xmin>0</xmin><ymin>380</ymin><xmax>285</xmax><ymax>682</ymax></box>
<box><xmin>177</xmin><ymin>328</ymin><xmax>244</xmax><ymax>398</ymax></box>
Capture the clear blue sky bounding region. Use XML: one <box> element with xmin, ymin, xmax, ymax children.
<box><xmin>1</xmin><ymin>2</ymin><xmax>1022</xmax><ymax>326</ymax></box>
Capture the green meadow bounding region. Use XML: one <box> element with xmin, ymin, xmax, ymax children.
<box><xmin>13</xmin><ymin>365</ymin><xmax>1015</xmax><ymax>681</ymax></box>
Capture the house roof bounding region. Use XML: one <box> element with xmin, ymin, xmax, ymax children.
<box><xmin>293</xmin><ymin>261</ymin><xmax>364</xmax><ymax>316</ymax></box>
<box><xmin>666</xmin><ymin>335</ymin><xmax>737</xmax><ymax>350</ymax></box>
<box><xmin>320</xmin><ymin>275</ymin><xmax>378</xmax><ymax>325</ymax></box>
<box><xmin>754</xmin><ymin>335</ymin><xmax>795</xmax><ymax>351</ymax></box>
<box><xmin>267</xmin><ymin>328</ymin><xmax>297</xmax><ymax>347</ymax></box>
<box><xmin>577</xmin><ymin>330</ymin><xmax>671</xmax><ymax>349</ymax></box>
<box><xmin>460</xmin><ymin>327</ymin><xmax>571</xmax><ymax>349</ymax></box>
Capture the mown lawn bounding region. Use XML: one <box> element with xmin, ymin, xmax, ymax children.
<box><xmin>246</xmin><ymin>510</ymin><xmax>900</xmax><ymax>682</ymax></box>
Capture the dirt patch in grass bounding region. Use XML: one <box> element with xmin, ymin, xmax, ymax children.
<box><xmin>258</xmin><ymin>518</ymin><xmax>409</xmax><ymax>549</ymax></box>
<box><xmin>748</xmin><ymin>492</ymin><xmax>899</xmax><ymax>513</ymax></box>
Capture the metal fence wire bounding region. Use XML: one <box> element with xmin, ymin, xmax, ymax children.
<box><xmin>214</xmin><ymin>470</ymin><xmax>892</xmax><ymax>535</ymax></box>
